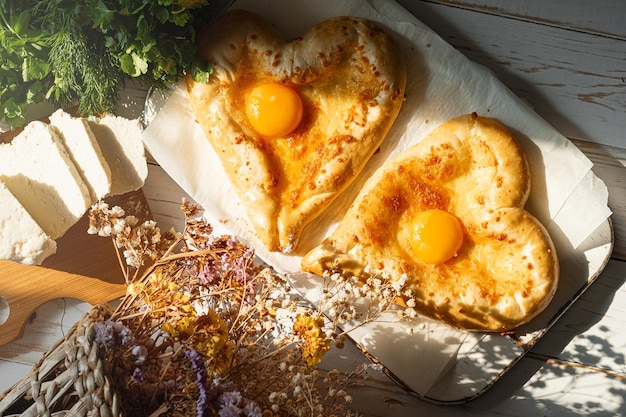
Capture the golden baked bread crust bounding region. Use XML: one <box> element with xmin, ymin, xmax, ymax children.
<box><xmin>301</xmin><ymin>114</ymin><xmax>559</xmax><ymax>332</ymax></box>
<box><xmin>186</xmin><ymin>10</ymin><xmax>406</xmax><ymax>252</ymax></box>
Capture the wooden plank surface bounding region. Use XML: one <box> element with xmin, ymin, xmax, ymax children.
<box><xmin>113</xmin><ymin>1</ymin><xmax>626</xmax><ymax>413</ymax></box>
<box><xmin>397</xmin><ymin>0</ymin><xmax>626</xmax><ymax>149</ymax></box>
<box><xmin>423</xmin><ymin>0</ymin><xmax>626</xmax><ymax>38</ymax></box>
<box><xmin>1</xmin><ymin>1</ymin><xmax>625</xmax><ymax>415</ymax></box>
<box><xmin>2</xmin><ymin>165</ymin><xmax>623</xmax><ymax>416</ymax></box>
<box><xmin>140</xmin><ymin>151</ymin><xmax>625</xmax><ymax>410</ymax></box>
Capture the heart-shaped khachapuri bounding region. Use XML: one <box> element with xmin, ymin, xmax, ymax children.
<box><xmin>301</xmin><ymin>114</ymin><xmax>560</xmax><ymax>332</ymax></box>
<box><xmin>186</xmin><ymin>10</ymin><xmax>407</xmax><ymax>253</ymax></box>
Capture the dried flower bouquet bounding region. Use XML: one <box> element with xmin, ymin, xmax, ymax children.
<box><xmin>0</xmin><ymin>199</ymin><xmax>415</xmax><ymax>416</ymax></box>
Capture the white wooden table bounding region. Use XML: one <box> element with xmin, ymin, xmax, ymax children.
<box><xmin>1</xmin><ymin>1</ymin><xmax>625</xmax><ymax>415</ymax></box>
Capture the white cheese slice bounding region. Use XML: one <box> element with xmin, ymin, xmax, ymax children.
<box><xmin>49</xmin><ymin>109</ymin><xmax>112</xmax><ymax>200</ymax></box>
<box><xmin>0</xmin><ymin>121</ymin><xmax>92</xmax><ymax>239</ymax></box>
<box><xmin>0</xmin><ymin>181</ymin><xmax>56</xmax><ymax>265</ymax></box>
<box><xmin>87</xmin><ymin>114</ymin><xmax>147</xmax><ymax>196</ymax></box>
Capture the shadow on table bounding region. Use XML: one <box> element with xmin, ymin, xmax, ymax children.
<box><xmin>471</xmin><ymin>259</ymin><xmax>626</xmax><ymax>415</ymax></box>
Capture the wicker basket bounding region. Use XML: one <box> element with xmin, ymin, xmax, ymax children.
<box><xmin>0</xmin><ymin>304</ymin><xmax>124</xmax><ymax>417</ymax></box>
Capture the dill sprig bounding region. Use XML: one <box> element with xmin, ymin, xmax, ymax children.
<box><xmin>48</xmin><ymin>27</ymin><xmax>122</xmax><ymax>116</ymax></box>
<box><xmin>0</xmin><ymin>0</ymin><xmax>222</xmax><ymax>129</ymax></box>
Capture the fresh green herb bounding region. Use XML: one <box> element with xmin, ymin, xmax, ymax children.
<box><xmin>0</xmin><ymin>0</ymin><xmax>221</xmax><ymax>130</ymax></box>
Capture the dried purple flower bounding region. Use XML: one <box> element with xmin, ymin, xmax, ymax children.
<box><xmin>131</xmin><ymin>344</ymin><xmax>147</xmax><ymax>364</ymax></box>
<box><xmin>94</xmin><ymin>320</ymin><xmax>134</xmax><ymax>349</ymax></box>
<box><xmin>185</xmin><ymin>349</ymin><xmax>210</xmax><ymax>417</ymax></box>
<box><xmin>217</xmin><ymin>390</ymin><xmax>262</xmax><ymax>417</ymax></box>
<box><xmin>132</xmin><ymin>367</ymin><xmax>146</xmax><ymax>384</ymax></box>
<box><xmin>198</xmin><ymin>261</ymin><xmax>221</xmax><ymax>286</ymax></box>
<box><xmin>86</xmin><ymin>198</ymin><xmax>396</xmax><ymax>417</ymax></box>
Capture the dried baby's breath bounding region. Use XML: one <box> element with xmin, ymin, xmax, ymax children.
<box><xmin>89</xmin><ymin>201</ymin><xmax>178</xmax><ymax>273</ymax></box>
<box><xmin>87</xmin><ymin>199</ymin><xmax>411</xmax><ymax>416</ymax></box>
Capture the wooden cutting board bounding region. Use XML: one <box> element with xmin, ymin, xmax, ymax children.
<box><xmin>0</xmin><ymin>191</ymin><xmax>150</xmax><ymax>346</ymax></box>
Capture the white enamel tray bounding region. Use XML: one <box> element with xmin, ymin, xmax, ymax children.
<box><xmin>142</xmin><ymin>0</ymin><xmax>614</xmax><ymax>403</ymax></box>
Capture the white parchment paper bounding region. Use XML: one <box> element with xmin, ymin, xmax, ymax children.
<box><xmin>143</xmin><ymin>0</ymin><xmax>612</xmax><ymax>397</ymax></box>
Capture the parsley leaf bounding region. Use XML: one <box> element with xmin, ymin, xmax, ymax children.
<box><xmin>0</xmin><ymin>0</ymin><xmax>223</xmax><ymax>130</ymax></box>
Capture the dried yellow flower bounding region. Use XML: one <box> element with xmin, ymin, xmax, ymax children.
<box><xmin>193</xmin><ymin>310</ymin><xmax>233</xmax><ymax>374</ymax></box>
<box><xmin>293</xmin><ymin>315</ymin><xmax>331</xmax><ymax>367</ymax></box>
<box><xmin>87</xmin><ymin>199</ymin><xmax>394</xmax><ymax>416</ymax></box>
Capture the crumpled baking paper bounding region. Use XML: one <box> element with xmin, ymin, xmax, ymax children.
<box><xmin>143</xmin><ymin>0</ymin><xmax>612</xmax><ymax>399</ymax></box>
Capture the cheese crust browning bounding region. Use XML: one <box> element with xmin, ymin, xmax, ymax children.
<box><xmin>186</xmin><ymin>10</ymin><xmax>406</xmax><ymax>252</ymax></box>
<box><xmin>301</xmin><ymin>114</ymin><xmax>559</xmax><ymax>332</ymax></box>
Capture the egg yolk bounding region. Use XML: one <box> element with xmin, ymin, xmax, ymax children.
<box><xmin>410</xmin><ymin>209</ymin><xmax>464</xmax><ymax>264</ymax></box>
<box><xmin>245</xmin><ymin>82</ymin><xmax>303</xmax><ymax>138</ymax></box>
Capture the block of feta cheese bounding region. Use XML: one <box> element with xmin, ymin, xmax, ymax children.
<box><xmin>0</xmin><ymin>181</ymin><xmax>57</xmax><ymax>265</ymax></box>
<box><xmin>49</xmin><ymin>109</ymin><xmax>112</xmax><ymax>200</ymax></box>
<box><xmin>87</xmin><ymin>114</ymin><xmax>147</xmax><ymax>196</ymax></box>
<box><xmin>0</xmin><ymin>121</ymin><xmax>92</xmax><ymax>240</ymax></box>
